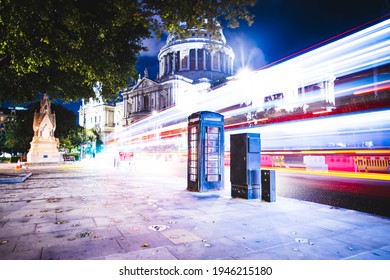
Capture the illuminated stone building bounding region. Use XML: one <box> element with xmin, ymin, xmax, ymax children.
<box><xmin>78</xmin><ymin>94</ymin><xmax>116</xmax><ymax>140</ymax></box>
<box><xmin>121</xmin><ymin>25</ymin><xmax>234</xmax><ymax>125</ymax></box>
<box><xmin>79</xmin><ymin>24</ymin><xmax>235</xmax><ymax>134</ymax></box>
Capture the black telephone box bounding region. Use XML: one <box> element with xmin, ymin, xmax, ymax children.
<box><xmin>187</xmin><ymin>111</ymin><xmax>224</xmax><ymax>192</ymax></box>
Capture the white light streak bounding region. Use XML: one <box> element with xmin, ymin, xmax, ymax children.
<box><xmin>106</xmin><ymin>18</ymin><xmax>390</xmax><ymax>152</ymax></box>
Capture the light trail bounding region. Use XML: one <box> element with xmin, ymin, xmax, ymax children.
<box><xmin>269</xmin><ymin>167</ymin><xmax>390</xmax><ymax>182</ymax></box>
<box><xmin>106</xmin><ymin>18</ymin><xmax>390</xmax><ymax>179</ymax></box>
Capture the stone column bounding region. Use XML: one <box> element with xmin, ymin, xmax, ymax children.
<box><xmin>166</xmin><ymin>55</ymin><xmax>170</xmax><ymax>75</ymax></box>
<box><xmin>203</xmin><ymin>49</ymin><xmax>206</xmax><ymax>70</ymax></box>
<box><xmin>195</xmin><ymin>48</ymin><xmax>198</xmax><ymax>70</ymax></box>
<box><xmin>123</xmin><ymin>94</ymin><xmax>128</xmax><ymax>119</ymax></box>
<box><xmin>172</xmin><ymin>52</ymin><xmax>176</xmax><ymax>73</ymax></box>
<box><xmin>230</xmin><ymin>57</ymin><xmax>233</xmax><ymax>75</ymax></box>
<box><xmin>179</xmin><ymin>51</ymin><xmax>183</xmax><ymax>71</ymax></box>
<box><xmin>159</xmin><ymin>59</ymin><xmax>164</xmax><ymax>78</ymax></box>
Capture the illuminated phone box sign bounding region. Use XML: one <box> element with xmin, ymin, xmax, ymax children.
<box><xmin>187</xmin><ymin>111</ymin><xmax>225</xmax><ymax>192</ymax></box>
<box><xmin>204</xmin><ymin>117</ymin><xmax>222</xmax><ymax>122</ymax></box>
<box><xmin>189</xmin><ymin>117</ymin><xmax>200</xmax><ymax>123</ymax></box>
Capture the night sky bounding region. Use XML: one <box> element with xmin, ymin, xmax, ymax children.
<box><xmin>53</xmin><ymin>0</ymin><xmax>390</xmax><ymax>113</ymax></box>
<box><xmin>138</xmin><ymin>0</ymin><xmax>389</xmax><ymax>79</ymax></box>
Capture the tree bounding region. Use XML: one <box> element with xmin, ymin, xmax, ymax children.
<box><xmin>82</xmin><ymin>128</ymin><xmax>103</xmax><ymax>155</ymax></box>
<box><xmin>50</xmin><ymin>103</ymin><xmax>85</xmax><ymax>152</ymax></box>
<box><xmin>2</xmin><ymin>109</ymin><xmax>32</xmax><ymax>154</ymax></box>
<box><xmin>0</xmin><ymin>0</ymin><xmax>255</xmax><ymax>104</ymax></box>
<box><xmin>1</xmin><ymin>102</ymin><xmax>84</xmax><ymax>154</ymax></box>
<box><xmin>142</xmin><ymin>0</ymin><xmax>255</xmax><ymax>37</ymax></box>
<box><xmin>0</xmin><ymin>128</ymin><xmax>5</xmax><ymax>153</ymax></box>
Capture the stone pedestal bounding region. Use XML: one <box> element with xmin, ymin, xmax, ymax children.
<box><xmin>27</xmin><ymin>137</ymin><xmax>61</xmax><ymax>163</ymax></box>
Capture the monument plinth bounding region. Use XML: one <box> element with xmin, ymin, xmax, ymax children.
<box><xmin>27</xmin><ymin>95</ymin><xmax>61</xmax><ymax>163</ymax></box>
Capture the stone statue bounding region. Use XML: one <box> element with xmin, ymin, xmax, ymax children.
<box><xmin>27</xmin><ymin>94</ymin><xmax>61</xmax><ymax>163</ymax></box>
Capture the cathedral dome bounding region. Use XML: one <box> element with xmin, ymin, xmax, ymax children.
<box><xmin>158</xmin><ymin>23</ymin><xmax>234</xmax><ymax>82</ymax></box>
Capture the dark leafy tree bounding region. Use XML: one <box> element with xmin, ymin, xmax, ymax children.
<box><xmin>0</xmin><ymin>0</ymin><xmax>255</xmax><ymax>104</ymax></box>
<box><xmin>0</xmin><ymin>129</ymin><xmax>5</xmax><ymax>153</ymax></box>
<box><xmin>50</xmin><ymin>103</ymin><xmax>85</xmax><ymax>152</ymax></box>
<box><xmin>82</xmin><ymin>128</ymin><xmax>103</xmax><ymax>155</ymax></box>
<box><xmin>2</xmin><ymin>109</ymin><xmax>32</xmax><ymax>154</ymax></box>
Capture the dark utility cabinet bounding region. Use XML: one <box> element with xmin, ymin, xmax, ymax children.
<box><xmin>261</xmin><ymin>169</ymin><xmax>276</xmax><ymax>202</ymax></box>
<box><xmin>230</xmin><ymin>133</ymin><xmax>261</xmax><ymax>199</ymax></box>
<box><xmin>187</xmin><ymin>111</ymin><xmax>224</xmax><ymax>192</ymax></box>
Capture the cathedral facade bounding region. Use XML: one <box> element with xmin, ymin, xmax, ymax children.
<box><xmin>79</xmin><ymin>25</ymin><xmax>235</xmax><ymax>138</ymax></box>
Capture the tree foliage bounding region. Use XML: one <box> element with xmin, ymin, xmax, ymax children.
<box><xmin>49</xmin><ymin>103</ymin><xmax>85</xmax><ymax>152</ymax></box>
<box><xmin>0</xmin><ymin>103</ymin><xmax>84</xmax><ymax>154</ymax></box>
<box><xmin>0</xmin><ymin>0</ymin><xmax>255</xmax><ymax>104</ymax></box>
<box><xmin>1</xmin><ymin>109</ymin><xmax>32</xmax><ymax>154</ymax></box>
<box><xmin>141</xmin><ymin>0</ymin><xmax>255</xmax><ymax>37</ymax></box>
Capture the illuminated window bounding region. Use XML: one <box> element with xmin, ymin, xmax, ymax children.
<box><xmin>143</xmin><ymin>96</ymin><xmax>149</xmax><ymax>110</ymax></box>
<box><xmin>182</xmin><ymin>55</ymin><xmax>188</xmax><ymax>69</ymax></box>
<box><xmin>205</xmin><ymin>126</ymin><xmax>221</xmax><ymax>182</ymax></box>
<box><xmin>189</xmin><ymin>126</ymin><xmax>198</xmax><ymax>182</ymax></box>
<box><xmin>190</xmin><ymin>49</ymin><xmax>196</xmax><ymax>70</ymax></box>
<box><xmin>212</xmin><ymin>53</ymin><xmax>219</xmax><ymax>71</ymax></box>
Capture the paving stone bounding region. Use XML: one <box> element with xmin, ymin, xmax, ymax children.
<box><xmin>166</xmin><ymin>237</ymin><xmax>253</xmax><ymax>260</ymax></box>
<box><xmin>34</xmin><ymin>218</ymin><xmax>96</xmax><ymax>234</ymax></box>
<box><xmin>310</xmin><ymin>218</ymin><xmax>362</xmax><ymax>232</ymax></box>
<box><xmin>0</xmin><ymin>162</ymin><xmax>389</xmax><ymax>260</ymax></box>
<box><xmin>116</xmin><ymin>224</ymin><xmax>155</xmax><ymax>237</ymax></box>
<box><xmin>234</xmin><ymin>244</ymin><xmax>310</xmax><ymax>260</ymax></box>
<box><xmin>0</xmin><ymin>248</ymin><xmax>42</xmax><ymax>260</ymax></box>
<box><xmin>161</xmin><ymin>228</ymin><xmax>203</xmax><ymax>244</ymax></box>
<box><xmin>0</xmin><ymin>237</ymin><xmax>17</xmax><ymax>254</ymax></box>
<box><xmin>225</xmin><ymin>230</ymin><xmax>294</xmax><ymax>251</ymax></box>
<box><xmin>284</xmin><ymin>236</ymin><xmax>369</xmax><ymax>260</ymax></box>
<box><xmin>344</xmin><ymin>248</ymin><xmax>390</xmax><ymax>260</ymax></box>
<box><xmin>0</xmin><ymin>222</ymin><xmax>37</xmax><ymax>237</ymax></box>
<box><xmin>115</xmin><ymin>232</ymin><xmax>173</xmax><ymax>253</ymax></box>
<box><xmin>41</xmin><ymin>238</ymin><xmax>123</xmax><ymax>260</ymax></box>
<box><xmin>106</xmin><ymin>247</ymin><xmax>178</xmax><ymax>260</ymax></box>
<box><xmin>13</xmin><ymin>229</ymin><xmax>83</xmax><ymax>252</ymax></box>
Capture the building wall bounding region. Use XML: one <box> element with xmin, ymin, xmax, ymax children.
<box><xmin>80</xmin><ymin>25</ymin><xmax>235</xmax><ymax>141</ymax></box>
<box><xmin>158</xmin><ymin>38</ymin><xmax>234</xmax><ymax>82</ymax></box>
<box><xmin>79</xmin><ymin>98</ymin><xmax>115</xmax><ymax>139</ymax></box>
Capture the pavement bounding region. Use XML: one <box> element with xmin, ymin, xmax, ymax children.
<box><xmin>0</xmin><ymin>157</ymin><xmax>389</xmax><ymax>260</ymax></box>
